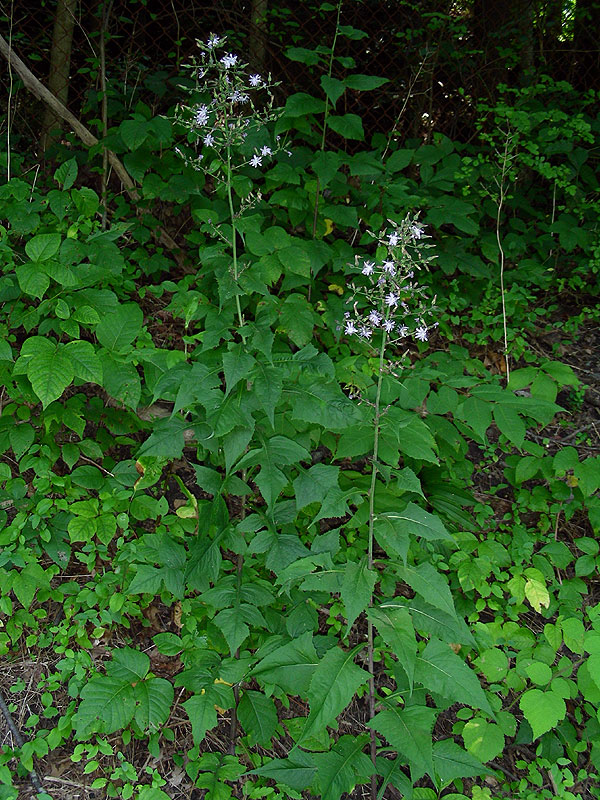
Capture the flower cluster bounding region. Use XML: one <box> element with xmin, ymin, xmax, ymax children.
<box><xmin>342</xmin><ymin>216</ymin><xmax>437</xmax><ymax>345</ymax></box>
<box><xmin>175</xmin><ymin>34</ymin><xmax>286</xmax><ymax>175</ymax></box>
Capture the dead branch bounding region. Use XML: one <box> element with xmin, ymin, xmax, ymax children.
<box><xmin>0</xmin><ymin>34</ymin><xmax>182</xmax><ymax>261</ymax></box>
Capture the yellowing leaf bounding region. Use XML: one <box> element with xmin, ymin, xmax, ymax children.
<box><xmin>524</xmin><ymin>577</ymin><xmax>550</xmax><ymax>612</ymax></box>
<box><xmin>324</xmin><ymin>218</ymin><xmax>334</xmax><ymax>235</ymax></box>
<box><xmin>328</xmin><ymin>283</ymin><xmax>343</xmax><ymax>295</ymax></box>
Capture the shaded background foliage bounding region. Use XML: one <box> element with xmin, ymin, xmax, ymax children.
<box><xmin>2</xmin><ymin>0</ymin><xmax>599</xmax><ymax>149</ymax></box>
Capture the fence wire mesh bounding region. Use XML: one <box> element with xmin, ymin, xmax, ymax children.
<box><xmin>1</xmin><ymin>0</ymin><xmax>599</xmax><ymax>150</ymax></box>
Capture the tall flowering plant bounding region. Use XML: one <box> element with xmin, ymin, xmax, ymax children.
<box><xmin>342</xmin><ymin>216</ymin><xmax>437</xmax><ymax>790</ymax></box>
<box><xmin>175</xmin><ymin>35</ymin><xmax>287</xmax><ymax>335</ymax></box>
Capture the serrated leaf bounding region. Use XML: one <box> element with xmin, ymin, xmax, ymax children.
<box><xmin>133</xmin><ymin>677</ymin><xmax>174</xmax><ymax>732</ymax></box>
<box><xmin>341</xmin><ymin>557</ymin><xmax>376</xmax><ymax>634</ymax></box>
<box><xmin>493</xmin><ymin>404</ymin><xmax>525</xmax><ymax>448</ymax></box>
<box><xmin>462</xmin><ymin>718</ymin><xmax>504</xmax><ymax>762</ymax></box>
<box><xmin>432</xmin><ymin>739</ymin><xmax>491</xmax><ymax>785</ymax></box>
<box><xmin>25</xmin><ymin>233</ymin><xmax>61</xmax><ymax>262</ymax></box>
<box><xmin>222</xmin><ymin>344</ymin><xmax>255</xmax><ymax>396</ymax></box>
<box><xmin>519</xmin><ymin>688</ymin><xmax>566</xmax><ymax>738</ymax></box>
<box><xmin>252</xmin><ymin>633</ymin><xmax>318</xmax><ymax>695</ymax></box>
<box><xmin>417</xmin><ymin>638</ymin><xmax>493</xmax><ymax>714</ymax></box>
<box><xmin>251</xmin><ymin>752</ymin><xmax>316</xmax><ymax>791</ymax></box>
<box><xmin>96</xmin><ymin>303</ymin><xmax>143</xmax><ymax>351</ymax></box>
<box><xmin>9</xmin><ymin>423</ymin><xmax>34</xmax><ymax>459</ymax></box>
<box><xmin>398</xmin><ymin>562</ymin><xmax>457</xmax><ymax>619</ymax></box>
<box><xmin>321</xmin><ymin>75</ymin><xmax>346</xmax><ymax>106</ymax></box>
<box><xmin>314</xmin><ymin>735</ymin><xmax>372</xmax><ymax>800</ymax></box>
<box><xmin>128</xmin><ymin>565</ymin><xmax>163</xmax><ymax>595</ymax></box>
<box><xmin>15</xmin><ymin>263</ymin><xmax>50</xmax><ymax>299</ymax></box>
<box><xmin>370</xmin><ymin>705</ymin><xmax>436</xmax><ymax>781</ymax></box>
<box><xmin>294</xmin><ymin>464</ymin><xmax>340</xmax><ymax>511</ymax></box>
<box><xmin>300</xmin><ymin>646</ymin><xmax>369</xmax><ymax>745</ymax></box>
<box><xmin>54</xmin><ymin>157</ymin><xmax>78</xmax><ymax>190</ymax></box>
<box><xmin>238</xmin><ymin>691</ymin><xmax>278</xmax><ymax>747</ymax></box>
<box><xmin>27</xmin><ymin>346</ymin><xmax>74</xmax><ymax>407</ymax></box>
<box><xmin>369</xmin><ymin>605</ymin><xmax>416</xmax><ymax>690</ymax></box>
<box><xmin>378</xmin><ymin>503</ymin><xmax>454</xmax><ymax>546</ymax></box>
<box><xmin>278</xmin><ymin>293</ymin><xmax>315</xmax><ymax>347</ymax></box>
<box><xmin>183</xmin><ymin>691</ymin><xmax>218</xmax><ymax>745</ymax></box>
<box><xmin>214</xmin><ymin>606</ymin><xmax>249</xmax><ymax>654</ymax></box>
<box><xmin>64</xmin><ymin>340</ymin><xmax>103</xmax><ymax>384</ymax></box>
<box><xmin>73</xmin><ymin>676</ymin><xmax>135</xmax><ymax>738</ymax></box>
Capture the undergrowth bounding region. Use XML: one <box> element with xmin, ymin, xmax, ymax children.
<box><xmin>0</xmin><ymin>14</ymin><xmax>600</xmax><ymax>800</ymax></box>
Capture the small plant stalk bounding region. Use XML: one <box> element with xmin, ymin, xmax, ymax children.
<box><xmin>366</xmin><ymin>329</ymin><xmax>387</xmax><ymax>800</ymax></box>
<box><xmin>226</xmin><ymin>142</ymin><xmax>246</xmax><ymax>341</ymax></box>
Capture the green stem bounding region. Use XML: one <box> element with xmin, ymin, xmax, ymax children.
<box><xmin>312</xmin><ymin>0</ymin><xmax>343</xmax><ymax>240</ymax></box>
<box><xmin>226</xmin><ymin>142</ymin><xmax>246</xmax><ymax>342</ymax></box>
<box><xmin>367</xmin><ymin>329</ymin><xmax>387</xmax><ymax>800</ymax></box>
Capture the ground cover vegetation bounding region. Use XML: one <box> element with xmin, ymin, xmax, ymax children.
<box><xmin>0</xmin><ymin>1</ymin><xmax>600</xmax><ymax>798</ymax></box>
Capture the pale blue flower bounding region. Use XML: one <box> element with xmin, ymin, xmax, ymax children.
<box><xmin>221</xmin><ymin>53</ymin><xmax>238</xmax><ymax>68</ymax></box>
<box><xmin>195</xmin><ymin>105</ymin><xmax>210</xmax><ymax>126</ymax></box>
<box><xmin>203</xmin><ymin>133</ymin><xmax>215</xmax><ymax>146</ymax></box>
<box><xmin>345</xmin><ymin>320</ymin><xmax>358</xmax><ymax>335</ymax></box>
<box><xmin>388</xmin><ymin>232</ymin><xmax>400</xmax><ymax>247</ymax></box>
<box><xmin>260</xmin><ymin>146</ymin><xmax>272</xmax><ymax>157</ymax></box>
<box><xmin>250</xmin><ymin>154</ymin><xmax>262</xmax><ymax>167</ymax></box>
<box><xmin>362</xmin><ymin>260</ymin><xmax>375</xmax><ymax>276</ymax></box>
<box><xmin>249</xmin><ymin>74</ymin><xmax>262</xmax><ymax>87</ymax></box>
<box><xmin>415</xmin><ymin>326</ymin><xmax>428</xmax><ymax>341</ymax></box>
<box><xmin>207</xmin><ymin>35</ymin><xmax>222</xmax><ymax>49</ymax></box>
<box><xmin>368</xmin><ymin>310</ymin><xmax>382</xmax><ymax>326</ymax></box>
<box><xmin>383</xmin><ymin>319</ymin><xmax>395</xmax><ymax>333</ymax></box>
<box><xmin>385</xmin><ymin>292</ymin><xmax>398</xmax><ymax>307</ymax></box>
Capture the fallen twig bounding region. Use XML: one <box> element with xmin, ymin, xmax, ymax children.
<box><xmin>0</xmin><ymin>34</ymin><xmax>183</xmax><ymax>264</ymax></box>
<box><xmin>0</xmin><ymin>688</ymin><xmax>51</xmax><ymax>797</ymax></box>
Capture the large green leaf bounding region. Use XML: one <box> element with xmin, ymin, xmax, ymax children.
<box><xmin>378</xmin><ymin>503</ymin><xmax>454</xmax><ymax>545</ymax></box>
<box><xmin>25</xmin><ymin>233</ymin><xmax>61</xmax><ymax>262</ymax></box>
<box><xmin>432</xmin><ymin>739</ymin><xmax>491</xmax><ymax>785</ymax></box>
<box><xmin>183</xmin><ymin>691</ymin><xmax>218</xmax><ymax>745</ymax></box>
<box><xmin>327</xmin><ymin>113</ymin><xmax>364</xmax><ymax>140</ymax></box>
<box><xmin>73</xmin><ymin>675</ymin><xmax>136</xmax><ymax>738</ymax></box>
<box><xmin>133</xmin><ymin>677</ymin><xmax>174</xmax><ymax>733</ymax></box>
<box><xmin>238</xmin><ymin>691</ymin><xmax>278</xmax><ymax>747</ymax></box>
<box><xmin>417</xmin><ymin>638</ymin><xmax>493</xmax><ymax>714</ymax></box>
<box><xmin>27</xmin><ymin>344</ymin><xmax>74</xmax><ymax>407</ymax></box>
<box><xmin>300</xmin><ymin>646</ymin><xmax>369</xmax><ymax>745</ymax></box>
<box><xmin>96</xmin><ymin>303</ymin><xmax>143</xmax><ymax>351</ymax></box>
<box><xmin>222</xmin><ymin>344</ymin><xmax>255</xmax><ymax>396</ymax></box>
<box><xmin>341</xmin><ymin>557</ymin><xmax>376</xmax><ymax>634</ymax></box>
<box><xmin>15</xmin><ymin>263</ymin><xmax>50</xmax><ymax>299</ymax></box>
<box><xmin>313</xmin><ymin>735</ymin><xmax>372</xmax><ymax>800</ymax></box>
<box><xmin>519</xmin><ymin>688</ymin><xmax>566</xmax><ymax>739</ymax></box>
<box><xmin>251</xmin><ymin>752</ymin><xmax>316</xmax><ymax>791</ymax></box>
<box><xmin>397</xmin><ymin>562</ymin><xmax>457</xmax><ymax>618</ymax></box>
<box><xmin>64</xmin><ymin>339</ymin><xmax>103</xmax><ymax>384</ymax></box>
<box><xmin>370</xmin><ymin>704</ymin><xmax>436</xmax><ymax>781</ymax></box>
<box><xmin>368</xmin><ymin>605</ymin><xmax>416</xmax><ymax>689</ymax></box>
<box><xmin>252</xmin><ymin>633</ymin><xmax>318</xmax><ymax>696</ymax></box>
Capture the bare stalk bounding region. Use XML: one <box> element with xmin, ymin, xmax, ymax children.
<box><xmin>366</xmin><ymin>330</ymin><xmax>387</xmax><ymax>800</ymax></box>
<box><xmin>495</xmin><ymin>132</ymin><xmax>513</xmax><ymax>383</ymax></box>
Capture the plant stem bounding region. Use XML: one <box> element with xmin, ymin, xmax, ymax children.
<box><xmin>496</xmin><ymin>132</ymin><xmax>511</xmax><ymax>383</ymax></box>
<box><xmin>226</xmin><ymin>142</ymin><xmax>246</xmax><ymax>342</ymax></box>
<box><xmin>367</xmin><ymin>330</ymin><xmax>387</xmax><ymax>800</ymax></box>
<box><xmin>311</xmin><ymin>0</ymin><xmax>343</xmax><ymax>240</ymax></box>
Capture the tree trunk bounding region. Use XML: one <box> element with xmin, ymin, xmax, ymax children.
<box><xmin>574</xmin><ymin>0</ymin><xmax>600</xmax><ymax>88</ymax></box>
<box><xmin>41</xmin><ymin>0</ymin><xmax>78</xmax><ymax>151</ymax></box>
<box><xmin>248</xmin><ymin>0</ymin><xmax>268</xmax><ymax>74</ymax></box>
<box><xmin>471</xmin><ymin>0</ymin><xmax>536</xmax><ymax>92</ymax></box>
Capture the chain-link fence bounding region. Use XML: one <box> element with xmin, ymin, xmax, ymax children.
<box><xmin>1</xmin><ymin>0</ymin><xmax>599</xmax><ymax>149</ymax></box>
